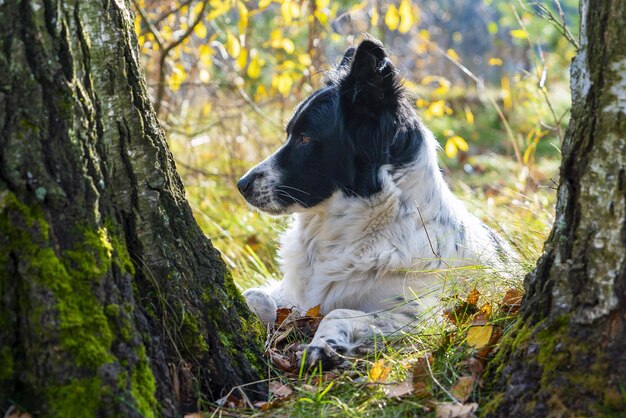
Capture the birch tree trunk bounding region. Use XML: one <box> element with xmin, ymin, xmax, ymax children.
<box><xmin>484</xmin><ymin>1</ymin><xmax>626</xmax><ymax>416</ymax></box>
<box><xmin>0</xmin><ymin>1</ymin><xmax>265</xmax><ymax>416</ymax></box>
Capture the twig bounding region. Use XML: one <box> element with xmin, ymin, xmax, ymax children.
<box><xmin>424</xmin><ymin>353</ymin><xmax>462</xmax><ymax>405</ymax></box>
<box><xmin>155</xmin><ymin>0</ymin><xmax>210</xmax><ymax>114</ymax></box>
<box><xmin>415</xmin><ymin>202</ymin><xmax>450</xmax><ymax>269</ymax></box>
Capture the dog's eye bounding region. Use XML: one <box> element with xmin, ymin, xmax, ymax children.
<box><xmin>298</xmin><ymin>134</ymin><xmax>311</xmax><ymax>145</ymax></box>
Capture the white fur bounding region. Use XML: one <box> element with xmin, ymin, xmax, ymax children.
<box><xmin>244</xmin><ymin>127</ymin><xmax>514</xmax><ymax>367</ymax></box>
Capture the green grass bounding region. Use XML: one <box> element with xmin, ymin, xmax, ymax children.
<box><xmin>167</xmin><ymin>102</ymin><xmax>558</xmax><ymax>415</ymax></box>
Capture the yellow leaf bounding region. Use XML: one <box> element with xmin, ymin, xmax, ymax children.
<box><xmin>236</xmin><ymin>47</ymin><xmax>248</xmax><ymax>69</ymax></box>
<box><xmin>305</xmin><ymin>304</ymin><xmax>321</xmax><ymax>318</ymax></box>
<box><xmin>281</xmin><ymin>38</ymin><xmax>295</xmax><ymax>54</ymax></box>
<box><xmin>447</xmin><ymin>48</ymin><xmax>460</xmax><ymax>62</ymax></box>
<box><xmin>385</xmin><ymin>4</ymin><xmax>399</xmax><ymax>31</ymax></box>
<box><xmin>488</xmin><ymin>21</ymin><xmax>498</xmax><ymax>34</ymax></box>
<box><xmin>464</xmin><ymin>105</ymin><xmax>474</xmax><ymax>125</ymax></box>
<box><xmin>426</xmin><ymin>100</ymin><xmax>445</xmax><ymax>117</ymax></box>
<box><xmin>272</xmin><ymin>72</ymin><xmax>293</xmax><ymax>97</ymax></box>
<box><xmin>450</xmin><ymin>135</ymin><xmax>468</xmax><ymax>152</ymax></box>
<box><xmin>194</xmin><ymin>22</ymin><xmax>207</xmax><ymax>39</ymax></box>
<box><xmin>510</xmin><ymin>29</ymin><xmax>528</xmax><ymax>39</ymax></box>
<box><xmin>415</xmin><ymin>98</ymin><xmax>428</xmax><ymax>108</ymax></box>
<box><xmin>226</xmin><ymin>32</ymin><xmax>241</xmax><ymax>58</ymax></box>
<box><xmin>255</xmin><ymin>85</ymin><xmax>268</xmax><ymax>101</ymax></box>
<box><xmin>281</xmin><ymin>0</ymin><xmax>293</xmax><ymax>25</ymax></box>
<box><xmin>169</xmin><ymin>63</ymin><xmax>186</xmax><ymax>91</ymax></box>
<box><xmin>238</xmin><ymin>1</ymin><xmax>248</xmax><ymax>34</ymax></box>
<box><xmin>316</xmin><ymin>0</ymin><xmax>330</xmax><ymax>9</ymax></box>
<box><xmin>444</xmin><ymin>139</ymin><xmax>458</xmax><ymax>158</ymax></box>
<box><xmin>371</xmin><ymin>6</ymin><xmax>379</xmax><ymax>26</ymax></box>
<box><xmin>199</xmin><ymin>44</ymin><xmax>213</xmax><ymax>67</ymax></box>
<box><xmin>247</xmin><ymin>51</ymin><xmax>263</xmax><ymax>79</ymax></box>
<box><xmin>466</xmin><ymin>325</ymin><xmax>493</xmax><ymax>349</ymax></box>
<box><xmin>488</xmin><ymin>57</ymin><xmax>503</xmax><ymax>66</ymax></box>
<box><xmin>398</xmin><ymin>0</ymin><xmax>415</xmax><ymax>33</ymax></box>
<box><xmin>258</xmin><ymin>0</ymin><xmax>272</xmax><ymax>9</ymax></box>
<box><xmin>368</xmin><ymin>359</ymin><xmax>391</xmax><ymax>382</ymax></box>
<box><xmin>314</xmin><ymin>9</ymin><xmax>328</xmax><ymax>24</ymax></box>
<box><xmin>298</xmin><ymin>53</ymin><xmax>312</xmax><ymax>67</ymax></box>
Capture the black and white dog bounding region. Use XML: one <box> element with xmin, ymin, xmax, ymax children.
<box><xmin>238</xmin><ymin>39</ymin><xmax>513</xmax><ymax>369</ymax></box>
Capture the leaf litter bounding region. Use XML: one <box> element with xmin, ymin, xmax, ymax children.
<box><xmin>206</xmin><ymin>288</ymin><xmax>523</xmax><ymax>415</ymax></box>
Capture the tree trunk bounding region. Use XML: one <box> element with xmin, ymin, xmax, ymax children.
<box><xmin>484</xmin><ymin>1</ymin><xmax>626</xmax><ymax>416</ymax></box>
<box><xmin>0</xmin><ymin>1</ymin><xmax>265</xmax><ymax>417</ymax></box>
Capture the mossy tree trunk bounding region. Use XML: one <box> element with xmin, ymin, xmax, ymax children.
<box><xmin>484</xmin><ymin>1</ymin><xmax>626</xmax><ymax>416</ymax></box>
<box><xmin>0</xmin><ymin>1</ymin><xmax>265</xmax><ymax>416</ymax></box>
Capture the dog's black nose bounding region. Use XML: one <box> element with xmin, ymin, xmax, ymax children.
<box><xmin>237</xmin><ymin>171</ymin><xmax>262</xmax><ymax>196</ymax></box>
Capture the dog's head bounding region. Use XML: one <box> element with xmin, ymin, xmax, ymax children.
<box><xmin>237</xmin><ymin>38</ymin><xmax>422</xmax><ymax>214</ymax></box>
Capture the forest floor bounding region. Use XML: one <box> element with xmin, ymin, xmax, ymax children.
<box><xmin>173</xmin><ymin>135</ymin><xmax>559</xmax><ymax>416</ymax></box>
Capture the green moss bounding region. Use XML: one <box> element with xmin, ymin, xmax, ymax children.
<box><xmin>0</xmin><ymin>346</ymin><xmax>14</xmax><ymax>382</ymax></box>
<box><xmin>180</xmin><ymin>311</ymin><xmax>209</xmax><ymax>354</ymax></box>
<box><xmin>46</xmin><ymin>377</ymin><xmax>103</xmax><ymax>418</ymax></box>
<box><xmin>130</xmin><ymin>346</ymin><xmax>158</xmax><ymax>418</ymax></box>
<box><xmin>0</xmin><ymin>192</ymin><xmax>158</xmax><ymax>415</ymax></box>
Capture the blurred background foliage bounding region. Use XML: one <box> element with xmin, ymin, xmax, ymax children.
<box><xmin>132</xmin><ymin>0</ymin><xmax>578</xmax><ymax>289</ymax></box>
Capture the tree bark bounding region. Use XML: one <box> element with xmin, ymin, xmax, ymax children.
<box><xmin>0</xmin><ymin>1</ymin><xmax>265</xmax><ymax>417</ymax></box>
<box><xmin>484</xmin><ymin>1</ymin><xmax>626</xmax><ymax>416</ymax></box>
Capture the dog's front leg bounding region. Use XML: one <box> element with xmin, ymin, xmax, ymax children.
<box><xmin>302</xmin><ymin>304</ymin><xmax>420</xmax><ymax>370</ymax></box>
<box><xmin>242</xmin><ymin>287</ymin><xmax>278</xmax><ymax>325</ymax></box>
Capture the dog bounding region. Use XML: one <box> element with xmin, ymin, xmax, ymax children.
<box><xmin>237</xmin><ymin>38</ymin><xmax>514</xmax><ymax>369</ymax></box>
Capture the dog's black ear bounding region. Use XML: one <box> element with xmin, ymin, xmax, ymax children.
<box><xmin>324</xmin><ymin>46</ymin><xmax>356</xmax><ymax>86</ymax></box>
<box><xmin>339</xmin><ymin>46</ymin><xmax>356</xmax><ymax>68</ymax></box>
<box><xmin>339</xmin><ymin>38</ymin><xmax>400</xmax><ymax>118</ymax></box>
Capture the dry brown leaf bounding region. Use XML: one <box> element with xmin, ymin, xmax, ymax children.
<box><xmin>305</xmin><ymin>304</ymin><xmax>321</xmax><ymax>318</ymax></box>
<box><xmin>5</xmin><ymin>407</ymin><xmax>31</xmax><ymax>418</ymax></box>
<box><xmin>466</xmin><ymin>289</ymin><xmax>480</xmax><ymax>305</ymax></box>
<box><xmin>468</xmin><ymin>357</ymin><xmax>484</xmax><ymax>383</ymax></box>
<box><xmin>183</xmin><ymin>414</ymin><xmax>204</xmax><ymax>418</ymax></box>
<box><xmin>368</xmin><ymin>359</ymin><xmax>391</xmax><ymax>382</ymax></box>
<box><xmin>269</xmin><ymin>380</ymin><xmax>294</xmax><ymax>398</ymax></box>
<box><xmin>450</xmin><ymin>376</ymin><xmax>475</xmax><ymax>403</ymax></box>
<box><xmin>466</xmin><ymin>325</ymin><xmax>493</xmax><ymax>349</ymax></box>
<box><xmin>384</xmin><ymin>379</ymin><xmax>414</xmax><ymax>398</ymax></box>
<box><xmin>501</xmin><ymin>288</ymin><xmax>523</xmax><ymax>315</ymax></box>
<box><xmin>269</xmin><ymin>350</ymin><xmax>295</xmax><ymax>372</ymax></box>
<box><xmin>275</xmin><ymin>307</ymin><xmax>293</xmax><ymax>327</ymax></box>
<box><xmin>436</xmin><ymin>402</ymin><xmax>478</xmax><ymax>418</ymax></box>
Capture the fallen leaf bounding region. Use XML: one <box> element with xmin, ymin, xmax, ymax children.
<box><xmin>436</xmin><ymin>402</ymin><xmax>478</xmax><ymax>418</ymax></box>
<box><xmin>385</xmin><ymin>379</ymin><xmax>414</xmax><ymax>398</ymax></box>
<box><xmin>275</xmin><ymin>307</ymin><xmax>294</xmax><ymax>327</ymax></box>
<box><xmin>444</xmin><ymin>302</ymin><xmax>479</xmax><ymax>325</ymax></box>
<box><xmin>183</xmin><ymin>414</ymin><xmax>203</xmax><ymax>418</ymax></box>
<box><xmin>450</xmin><ymin>376</ymin><xmax>474</xmax><ymax>402</ymax></box>
<box><xmin>476</xmin><ymin>326</ymin><xmax>502</xmax><ymax>359</ymax></box>
<box><xmin>368</xmin><ymin>359</ymin><xmax>391</xmax><ymax>382</ymax></box>
<box><xmin>269</xmin><ymin>350</ymin><xmax>295</xmax><ymax>372</ymax></box>
<box><xmin>466</xmin><ymin>325</ymin><xmax>493</xmax><ymax>349</ymax></box>
<box><xmin>269</xmin><ymin>380</ymin><xmax>294</xmax><ymax>398</ymax></box>
<box><xmin>501</xmin><ymin>288</ymin><xmax>524</xmax><ymax>315</ymax></box>
<box><xmin>466</xmin><ymin>289</ymin><xmax>480</xmax><ymax>305</ymax></box>
<box><xmin>468</xmin><ymin>357</ymin><xmax>484</xmax><ymax>383</ymax></box>
<box><xmin>305</xmin><ymin>304</ymin><xmax>321</xmax><ymax>318</ymax></box>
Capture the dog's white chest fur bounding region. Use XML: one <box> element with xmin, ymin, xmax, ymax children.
<box><xmin>270</xmin><ymin>132</ymin><xmax>506</xmax><ymax>315</ymax></box>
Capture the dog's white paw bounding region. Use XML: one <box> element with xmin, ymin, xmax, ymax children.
<box><xmin>299</xmin><ymin>338</ymin><xmax>353</xmax><ymax>371</ymax></box>
<box><xmin>242</xmin><ymin>288</ymin><xmax>277</xmax><ymax>325</ymax></box>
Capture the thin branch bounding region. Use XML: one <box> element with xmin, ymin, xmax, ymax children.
<box><xmin>132</xmin><ymin>0</ymin><xmax>165</xmax><ymax>47</ymax></box>
<box><xmin>155</xmin><ymin>0</ymin><xmax>210</xmax><ymax>115</ymax></box>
